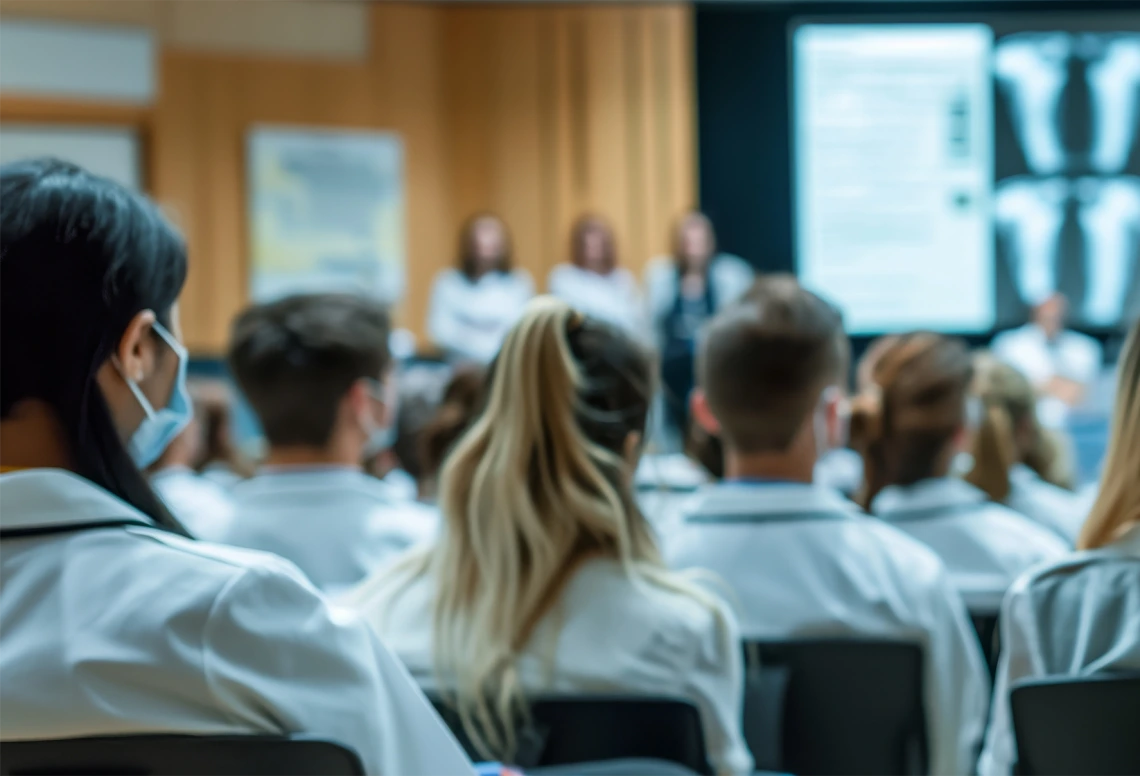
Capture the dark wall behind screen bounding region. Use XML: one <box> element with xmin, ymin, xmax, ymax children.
<box><xmin>695</xmin><ymin>0</ymin><xmax>1136</xmax><ymax>278</ymax></box>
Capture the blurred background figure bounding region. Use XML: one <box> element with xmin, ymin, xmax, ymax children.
<box><xmin>147</xmin><ymin>381</ymin><xmax>242</xmax><ymax>542</ymax></box>
<box><xmin>966</xmin><ymin>354</ymin><xmax>1085</xmax><ymax>543</ymax></box>
<box><xmin>646</xmin><ymin>212</ymin><xmax>753</xmax><ymax>436</ymax></box>
<box><xmin>417</xmin><ymin>367</ymin><xmax>485</xmax><ymax>504</ymax></box>
<box><xmin>992</xmin><ymin>293</ymin><xmax>1104</xmax><ymax>428</ymax></box>
<box><xmin>549</xmin><ymin>214</ymin><xmax>645</xmax><ymax>337</ymax></box>
<box><xmin>427</xmin><ymin>214</ymin><xmax>533</xmax><ymax>364</ymax></box>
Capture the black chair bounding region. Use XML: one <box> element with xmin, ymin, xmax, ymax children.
<box><xmin>971</xmin><ymin>612</ymin><xmax>1002</xmax><ymax>681</ymax></box>
<box><xmin>0</xmin><ymin>734</ymin><xmax>363</xmax><ymax>776</ymax></box>
<box><xmin>430</xmin><ymin>695</ymin><xmax>713</xmax><ymax>775</ymax></box>
<box><xmin>1011</xmin><ymin>673</ymin><xmax>1140</xmax><ymax>775</ymax></box>
<box><xmin>743</xmin><ymin>639</ymin><xmax>928</xmax><ymax>776</ymax></box>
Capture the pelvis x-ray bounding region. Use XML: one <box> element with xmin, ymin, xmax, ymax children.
<box><xmin>997</xmin><ymin>176</ymin><xmax>1140</xmax><ymax>326</ymax></box>
<box><xmin>996</xmin><ymin>32</ymin><xmax>1140</xmax><ymax>176</ymax></box>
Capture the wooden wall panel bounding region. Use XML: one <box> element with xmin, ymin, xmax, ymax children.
<box><xmin>441</xmin><ymin>5</ymin><xmax>696</xmax><ymax>288</ymax></box>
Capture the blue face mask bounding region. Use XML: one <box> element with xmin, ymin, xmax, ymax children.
<box><xmin>117</xmin><ymin>321</ymin><xmax>192</xmax><ymax>468</ymax></box>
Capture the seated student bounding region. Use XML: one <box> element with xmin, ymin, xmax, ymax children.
<box><xmin>416</xmin><ymin>367</ymin><xmax>485</xmax><ymax>504</ymax></box>
<box><xmin>221</xmin><ymin>294</ymin><xmax>437</xmax><ymax>593</ymax></box>
<box><xmin>194</xmin><ymin>380</ymin><xmax>253</xmax><ymax>490</ymax></box>
<box><xmin>548</xmin><ymin>215</ymin><xmax>646</xmax><ymax>337</ymax></box>
<box><xmin>851</xmin><ymin>333</ymin><xmax>1069</xmax><ymax>611</ymax></box>
<box><xmin>347</xmin><ymin>298</ymin><xmax>753</xmax><ymax>775</ymax></box>
<box><xmin>665</xmin><ymin>276</ymin><xmax>989</xmax><ymax>775</ymax></box>
<box><xmin>978</xmin><ymin>319</ymin><xmax>1140</xmax><ymax>776</ymax></box>
<box><xmin>0</xmin><ymin>159</ymin><xmax>471</xmax><ymax>776</ymax></box>
<box><xmin>966</xmin><ymin>354</ymin><xmax>1085</xmax><ymax>543</ymax></box>
<box><xmin>148</xmin><ymin>401</ymin><xmax>236</xmax><ymax>542</ymax></box>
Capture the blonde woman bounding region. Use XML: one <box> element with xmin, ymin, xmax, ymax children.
<box><xmin>967</xmin><ymin>354</ymin><xmax>1085</xmax><ymax>543</ymax></box>
<box><xmin>978</xmin><ymin>319</ymin><xmax>1140</xmax><ymax>776</ymax></box>
<box><xmin>346</xmin><ymin>297</ymin><xmax>752</xmax><ymax>775</ymax></box>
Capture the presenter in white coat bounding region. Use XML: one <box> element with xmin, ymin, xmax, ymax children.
<box><xmin>852</xmin><ymin>333</ymin><xmax>1068</xmax><ymax>613</ymax></box>
<box><xmin>427</xmin><ymin>213</ymin><xmax>534</xmax><ymax>364</ymax></box>
<box><xmin>966</xmin><ymin>354</ymin><xmax>1086</xmax><ymax>543</ymax></box>
<box><xmin>0</xmin><ymin>159</ymin><xmax>471</xmax><ymax>776</ymax></box>
<box><xmin>979</xmin><ymin>320</ymin><xmax>1140</xmax><ymax>776</ymax></box>
<box><xmin>666</xmin><ymin>278</ymin><xmax>990</xmax><ymax>776</ymax></box>
<box><xmin>347</xmin><ymin>299</ymin><xmax>754</xmax><ymax>776</ymax></box>
<box><xmin>548</xmin><ymin>214</ymin><xmax>646</xmax><ymax>337</ymax></box>
<box><xmin>221</xmin><ymin>293</ymin><xmax>437</xmax><ymax>594</ymax></box>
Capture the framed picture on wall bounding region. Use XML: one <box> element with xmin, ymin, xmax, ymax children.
<box><xmin>247</xmin><ymin>125</ymin><xmax>405</xmax><ymax>305</ymax></box>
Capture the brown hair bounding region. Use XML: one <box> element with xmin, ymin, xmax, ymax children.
<box><xmin>850</xmin><ymin>333</ymin><xmax>973</xmax><ymax>510</ymax></box>
<box><xmin>419</xmin><ymin>367</ymin><xmax>486</xmax><ymax>490</ymax></box>
<box><xmin>228</xmin><ymin>293</ymin><xmax>391</xmax><ymax>448</ymax></box>
<box><xmin>966</xmin><ymin>354</ymin><xmax>1071</xmax><ymax>502</ymax></box>
<box><xmin>671</xmin><ymin>210</ymin><xmax>717</xmax><ymax>275</ymax></box>
<box><xmin>569</xmin><ymin>214</ymin><xmax>617</xmax><ymax>274</ymax></box>
<box><xmin>459</xmin><ymin>213</ymin><xmax>513</xmax><ymax>280</ymax></box>
<box><xmin>698</xmin><ymin>274</ymin><xmax>847</xmax><ymax>453</ymax></box>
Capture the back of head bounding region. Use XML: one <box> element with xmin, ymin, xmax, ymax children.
<box><xmin>697</xmin><ymin>274</ymin><xmax>847</xmax><ymax>453</ymax></box>
<box><xmin>849</xmin><ymin>332</ymin><xmax>973</xmax><ymax>509</ymax></box>
<box><xmin>227</xmin><ymin>294</ymin><xmax>390</xmax><ymax>448</ymax></box>
<box><xmin>1</xmin><ymin>158</ymin><xmax>187</xmax><ymax>530</ymax></box>
<box><xmin>1079</xmin><ymin>320</ymin><xmax>1140</xmax><ymax>550</ymax></box>
<box><xmin>430</xmin><ymin>297</ymin><xmax>658</xmax><ymax>756</ymax></box>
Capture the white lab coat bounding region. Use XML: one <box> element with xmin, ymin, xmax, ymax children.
<box><xmin>547</xmin><ymin>264</ymin><xmax>646</xmax><ymax>337</ymax></box>
<box><xmin>664</xmin><ymin>481</ymin><xmax>990</xmax><ymax>776</ymax></box>
<box><xmin>991</xmin><ymin>324</ymin><xmax>1103</xmax><ymax>428</ymax></box>
<box><xmin>872</xmin><ymin>478</ymin><xmax>1070</xmax><ymax>612</ymax></box>
<box><xmin>1005</xmin><ymin>464</ymin><xmax>1087</xmax><ymax>545</ymax></box>
<box><xmin>0</xmin><ymin>468</ymin><xmax>472</xmax><ymax>776</ymax></box>
<box><xmin>349</xmin><ymin>556</ymin><xmax>754</xmax><ymax>776</ymax></box>
<box><xmin>150</xmin><ymin>466</ymin><xmax>237</xmax><ymax>543</ymax></box>
<box><xmin>427</xmin><ymin>268</ymin><xmax>535</xmax><ymax>363</ymax></box>
<box><xmin>978</xmin><ymin>523</ymin><xmax>1140</xmax><ymax>776</ymax></box>
<box><xmin>221</xmin><ymin>467</ymin><xmax>438</xmax><ymax>594</ymax></box>
<box><xmin>635</xmin><ymin>453</ymin><xmax>709</xmax><ymax>540</ymax></box>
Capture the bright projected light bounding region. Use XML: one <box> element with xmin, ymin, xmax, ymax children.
<box><xmin>794</xmin><ymin>24</ymin><xmax>996</xmax><ymax>334</ymax></box>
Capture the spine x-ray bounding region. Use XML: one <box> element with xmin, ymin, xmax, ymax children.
<box><xmin>995</xmin><ymin>32</ymin><xmax>1140</xmax><ymax>326</ymax></box>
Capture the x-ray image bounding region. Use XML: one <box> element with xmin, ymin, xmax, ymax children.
<box><xmin>994</xmin><ymin>30</ymin><xmax>1140</xmax><ymax>328</ymax></box>
<box><xmin>997</xmin><ymin>176</ymin><xmax>1140</xmax><ymax>326</ymax></box>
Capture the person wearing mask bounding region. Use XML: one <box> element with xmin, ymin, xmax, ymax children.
<box><xmin>852</xmin><ymin>333</ymin><xmax>1069</xmax><ymax>613</ymax></box>
<box><xmin>148</xmin><ymin>396</ymin><xmax>236</xmax><ymax>542</ymax></box>
<box><xmin>992</xmin><ymin>293</ymin><xmax>1103</xmax><ymax>428</ymax></box>
<box><xmin>978</xmin><ymin>319</ymin><xmax>1140</xmax><ymax>776</ymax></box>
<box><xmin>645</xmin><ymin>212</ymin><xmax>753</xmax><ymax>434</ymax></box>
<box><xmin>221</xmin><ymin>294</ymin><xmax>437</xmax><ymax>593</ymax></box>
<box><xmin>966</xmin><ymin>354</ymin><xmax>1085</xmax><ymax>543</ymax></box>
<box><xmin>0</xmin><ymin>159</ymin><xmax>471</xmax><ymax>776</ymax></box>
<box><xmin>548</xmin><ymin>215</ymin><xmax>645</xmax><ymax>337</ymax></box>
<box><xmin>666</xmin><ymin>276</ymin><xmax>989</xmax><ymax>776</ymax></box>
<box><xmin>347</xmin><ymin>298</ymin><xmax>753</xmax><ymax>775</ymax></box>
<box><xmin>427</xmin><ymin>213</ymin><xmax>534</xmax><ymax>364</ymax></box>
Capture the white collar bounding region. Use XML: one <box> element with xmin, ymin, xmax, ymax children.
<box><xmin>872</xmin><ymin>477</ymin><xmax>986</xmax><ymax>520</ymax></box>
<box><xmin>1009</xmin><ymin>463</ymin><xmax>1041</xmax><ymax>487</ymax></box>
<box><xmin>687</xmin><ymin>480</ymin><xmax>860</xmax><ymax>524</ymax></box>
<box><xmin>0</xmin><ymin>468</ymin><xmax>153</xmax><ymax>533</ymax></box>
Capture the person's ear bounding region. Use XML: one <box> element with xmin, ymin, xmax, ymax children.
<box><xmin>823</xmin><ymin>388</ymin><xmax>850</xmax><ymax>449</ymax></box>
<box><xmin>623</xmin><ymin>430</ymin><xmax>643</xmax><ymax>468</ymax></box>
<box><xmin>690</xmin><ymin>389</ymin><xmax>721</xmax><ymax>436</ymax></box>
<box><xmin>115</xmin><ymin>310</ymin><xmax>158</xmax><ymax>384</ymax></box>
<box><xmin>345</xmin><ymin>380</ymin><xmax>373</xmax><ymax>432</ymax></box>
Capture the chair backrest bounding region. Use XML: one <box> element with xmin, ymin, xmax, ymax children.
<box><xmin>744</xmin><ymin>639</ymin><xmax>928</xmax><ymax>776</ymax></box>
<box><xmin>970</xmin><ymin>612</ymin><xmax>1002</xmax><ymax>681</ymax></box>
<box><xmin>1011</xmin><ymin>673</ymin><xmax>1140</xmax><ymax>775</ymax></box>
<box><xmin>0</xmin><ymin>734</ymin><xmax>364</xmax><ymax>776</ymax></box>
<box><xmin>430</xmin><ymin>695</ymin><xmax>712</xmax><ymax>775</ymax></box>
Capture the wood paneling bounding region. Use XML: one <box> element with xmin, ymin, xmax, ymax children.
<box><xmin>442</xmin><ymin>5</ymin><xmax>696</xmax><ymax>286</ymax></box>
<box><xmin>1</xmin><ymin>3</ymin><xmax>695</xmax><ymax>353</ymax></box>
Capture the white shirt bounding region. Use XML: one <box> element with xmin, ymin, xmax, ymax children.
<box><xmin>547</xmin><ymin>265</ymin><xmax>646</xmax><ymax>337</ymax></box>
<box><xmin>0</xmin><ymin>469</ymin><xmax>472</xmax><ymax>776</ymax></box>
<box><xmin>350</xmin><ymin>557</ymin><xmax>754</xmax><ymax>776</ymax></box>
<box><xmin>427</xmin><ymin>269</ymin><xmax>534</xmax><ymax>363</ymax></box>
<box><xmin>221</xmin><ymin>467</ymin><xmax>437</xmax><ymax>594</ymax></box>
<box><xmin>1005</xmin><ymin>464</ymin><xmax>1087</xmax><ymax>545</ymax></box>
<box><xmin>150</xmin><ymin>466</ymin><xmax>236</xmax><ymax>543</ymax></box>
<box><xmin>873</xmin><ymin>478</ymin><xmax>1069</xmax><ymax>612</ymax></box>
<box><xmin>978</xmin><ymin>523</ymin><xmax>1140</xmax><ymax>776</ymax></box>
<box><xmin>991</xmin><ymin>324</ymin><xmax>1103</xmax><ymax>427</ymax></box>
<box><xmin>635</xmin><ymin>454</ymin><xmax>708</xmax><ymax>540</ymax></box>
<box><xmin>665</xmin><ymin>481</ymin><xmax>990</xmax><ymax>776</ymax></box>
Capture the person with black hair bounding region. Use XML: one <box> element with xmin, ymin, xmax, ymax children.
<box><xmin>0</xmin><ymin>159</ymin><xmax>472</xmax><ymax>776</ymax></box>
<box><xmin>222</xmin><ymin>293</ymin><xmax>437</xmax><ymax>593</ymax></box>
